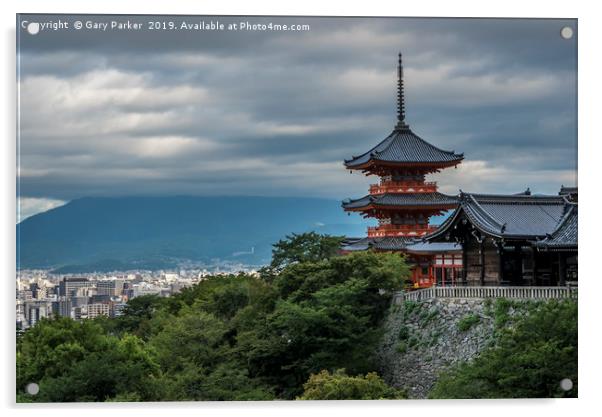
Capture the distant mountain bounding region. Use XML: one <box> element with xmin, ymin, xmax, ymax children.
<box><xmin>17</xmin><ymin>196</ymin><xmax>370</xmax><ymax>271</ymax></box>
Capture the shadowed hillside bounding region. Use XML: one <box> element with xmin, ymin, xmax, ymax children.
<box><xmin>17</xmin><ymin>196</ymin><xmax>369</xmax><ymax>270</ymax></box>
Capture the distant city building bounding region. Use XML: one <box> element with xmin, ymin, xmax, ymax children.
<box><xmin>132</xmin><ymin>282</ymin><xmax>162</xmax><ymax>298</ymax></box>
<box><xmin>59</xmin><ymin>277</ymin><xmax>90</xmax><ymax>297</ymax></box>
<box><xmin>23</xmin><ymin>301</ymin><xmax>53</xmax><ymax>326</ymax></box>
<box><xmin>17</xmin><ymin>289</ymin><xmax>33</xmax><ymax>301</ymax></box>
<box><xmin>97</xmin><ymin>279</ymin><xmax>124</xmax><ymax>296</ymax></box>
<box><xmin>111</xmin><ymin>302</ymin><xmax>127</xmax><ymax>318</ymax></box>
<box><xmin>58</xmin><ymin>299</ymin><xmax>72</xmax><ymax>317</ymax></box>
<box><xmin>29</xmin><ymin>282</ymin><xmax>39</xmax><ymax>298</ymax></box>
<box><xmin>72</xmin><ymin>306</ymin><xmax>82</xmax><ymax>320</ymax></box>
<box><xmin>87</xmin><ymin>303</ymin><xmax>110</xmax><ymax>319</ymax></box>
<box><xmin>71</xmin><ymin>295</ymin><xmax>89</xmax><ymax>308</ymax></box>
<box><xmin>17</xmin><ymin>267</ymin><xmax>209</xmax><ymax>328</ymax></box>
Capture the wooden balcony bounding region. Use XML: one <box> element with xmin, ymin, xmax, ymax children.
<box><xmin>369</xmin><ymin>181</ymin><xmax>438</xmax><ymax>195</ymax></box>
<box><xmin>367</xmin><ymin>224</ymin><xmax>438</xmax><ymax>237</ymax></box>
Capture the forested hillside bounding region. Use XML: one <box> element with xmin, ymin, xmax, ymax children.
<box><xmin>17</xmin><ymin>233</ymin><xmax>577</xmax><ymax>401</ymax></box>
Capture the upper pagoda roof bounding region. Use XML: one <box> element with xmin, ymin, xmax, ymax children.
<box><xmin>344</xmin><ymin>53</ymin><xmax>464</xmax><ymax>170</ymax></box>
<box><xmin>344</xmin><ymin>128</ymin><xmax>464</xmax><ymax>169</ymax></box>
<box><xmin>427</xmin><ymin>190</ymin><xmax>570</xmax><ymax>240</ymax></box>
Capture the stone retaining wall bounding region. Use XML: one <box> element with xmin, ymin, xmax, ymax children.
<box><xmin>377</xmin><ymin>297</ymin><xmax>495</xmax><ymax>399</ymax></box>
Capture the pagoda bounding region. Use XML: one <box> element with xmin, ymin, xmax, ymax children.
<box><xmin>341</xmin><ymin>53</ymin><xmax>464</xmax><ymax>288</ymax></box>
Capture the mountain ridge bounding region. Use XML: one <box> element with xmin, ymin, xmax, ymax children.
<box><xmin>17</xmin><ymin>195</ymin><xmax>369</xmax><ymax>270</ymax></box>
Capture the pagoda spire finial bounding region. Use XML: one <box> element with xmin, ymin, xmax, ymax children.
<box><xmin>396</xmin><ymin>52</ymin><xmax>409</xmax><ymax>130</ymax></box>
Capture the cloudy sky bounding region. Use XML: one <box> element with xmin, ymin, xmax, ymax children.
<box><xmin>17</xmin><ymin>15</ymin><xmax>577</xmax><ymax>220</ymax></box>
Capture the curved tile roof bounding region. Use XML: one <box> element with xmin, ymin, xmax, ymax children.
<box><xmin>341</xmin><ymin>236</ymin><xmax>461</xmax><ymax>252</ymax></box>
<box><xmin>341</xmin><ymin>236</ymin><xmax>416</xmax><ymax>251</ymax></box>
<box><xmin>344</xmin><ymin>54</ymin><xmax>463</xmax><ymax>171</ymax></box>
<box><xmin>427</xmin><ymin>191</ymin><xmax>570</xmax><ymax>240</ymax></box>
<box><xmin>344</xmin><ymin>128</ymin><xmax>464</xmax><ymax>169</ymax></box>
<box><xmin>342</xmin><ymin>192</ymin><xmax>458</xmax><ymax>210</ymax></box>
<box><xmin>405</xmin><ymin>241</ymin><xmax>461</xmax><ymax>253</ymax></box>
<box><xmin>536</xmin><ymin>204</ymin><xmax>577</xmax><ymax>250</ymax></box>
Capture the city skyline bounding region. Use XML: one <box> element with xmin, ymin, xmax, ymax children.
<box><xmin>17</xmin><ymin>16</ymin><xmax>577</xmax><ymax>221</ymax></box>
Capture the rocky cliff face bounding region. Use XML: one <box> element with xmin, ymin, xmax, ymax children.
<box><xmin>377</xmin><ymin>298</ymin><xmax>496</xmax><ymax>399</ymax></box>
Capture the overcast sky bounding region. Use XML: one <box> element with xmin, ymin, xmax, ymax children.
<box><xmin>17</xmin><ymin>15</ymin><xmax>577</xmax><ymax>220</ymax></box>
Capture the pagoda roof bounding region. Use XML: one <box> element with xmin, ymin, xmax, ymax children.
<box><xmin>341</xmin><ymin>236</ymin><xmax>416</xmax><ymax>251</ymax></box>
<box><xmin>344</xmin><ymin>128</ymin><xmax>464</xmax><ymax>170</ymax></box>
<box><xmin>341</xmin><ymin>236</ymin><xmax>460</xmax><ymax>253</ymax></box>
<box><xmin>342</xmin><ymin>192</ymin><xmax>458</xmax><ymax>211</ymax></box>
<box><xmin>535</xmin><ymin>204</ymin><xmax>577</xmax><ymax>251</ymax></box>
<box><xmin>427</xmin><ymin>190</ymin><xmax>570</xmax><ymax>240</ymax></box>
<box><xmin>344</xmin><ymin>53</ymin><xmax>463</xmax><ymax>171</ymax></box>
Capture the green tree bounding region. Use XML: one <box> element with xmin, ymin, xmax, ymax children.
<box><xmin>114</xmin><ymin>294</ymin><xmax>167</xmax><ymax>339</ymax></box>
<box><xmin>147</xmin><ymin>302</ymin><xmax>275</xmax><ymax>401</ymax></box>
<box><xmin>266</xmin><ymin>232</ymin><xmax>344</xmax><ymax>274</ymax></box>
<box><xmin>430</xmin><ymin>299</ymin><xmax>577</xmax><ymax>399</ymax></box>
<box><xmin>193</xmin><ymin>363</ymin><xmax>275</xmax><ymax>401</ymax></box>
<box><xmin>17</xmin><ymin>235</ymin><xmax>411</xmax><ymax>402</ymax></box>
<box><xmin>149</xmin><ymin>308</ymin><xmax>229</xmax><ymax>373</ymax></box>
<box><xmin>238</xmin><ymin>251</ymin><xmax>409</xmax><ymax>398</ymax></box>
<box><xmin>168</xmin><ymin>274</ymin><xmax>276</xmax><ymax>321</ymax></box>
<box><xmin>298</xmin><ymin>369</ymin><xmax>405</xmax><ymax>400</ymax></box>
<box><xmin>17</xmin><ymin>317</ymin><xmax>161</xmax><ymax>402</ymax></box>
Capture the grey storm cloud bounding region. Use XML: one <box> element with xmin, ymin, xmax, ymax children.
<box><xmin>17</xmin><ymin>15</ymin><xmax>577</xmax><ymax>205</ymax></box>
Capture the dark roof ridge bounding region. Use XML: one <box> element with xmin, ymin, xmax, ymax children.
<box><xmin>462</xmin><ymin>191</ymin><xmax>564</xmax><ymax>204</ymax></box>
<box><xmin>560</xmin><ymin>195</ymin><xmax>578</xmax><ymax>206</ymax></box>
<box><xmin>427</xmin><ymin>190</ymin><xmax>573</xmax><ymax>241</ymax></box>
<box><xmin>553</xmin><ymin>204</ymin><xmax>578</xmax><ymax>235</ymax></box>
<box><xmin>463</xmin><ymin>193</ymin><xmax>505</xmax><ymax>233</ymax></box>
<box><xmin>535</xmin><ymin>204</ymin><xmax>578</xmax><ymax>250</ymax></box>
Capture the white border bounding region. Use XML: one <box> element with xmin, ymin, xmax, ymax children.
<box><xmin>3</xmin><ymin>1</ymin><xmax>600</xmax><ymax>416</ymax></box>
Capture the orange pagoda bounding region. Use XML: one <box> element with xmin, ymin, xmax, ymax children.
<box><xmin>341</xmin><ymin>53</ymin><xmax>464</xmax><ymax>288</ymax></box>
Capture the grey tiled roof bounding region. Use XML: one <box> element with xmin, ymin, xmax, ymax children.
<box><xmin>535</xmin><ymin>205</ymin><xmax>577</xmax><ymax>250</ymax></box>
<box><xmin>341</xmin><ymin>236</ymin><xmax>461</xmax><ymax>253</ymax></box>
<box><xmin>341</xmin><ymin>236</ymin><xmax>416</xmax><ymax>251</ymax></box>
<box><xmin>428</xmin><ymin>191</ymin><xmax>570</xmax><ymax>240</ymax></box>
<box><xmin>344</xmin><ymin>128</ymin><xmax>464</xmax><ymax>168</ymax></box>
<box><xmin>559</xmin><ymin>186</ymin><xmax>578</xmax><ymax>196</ymax></box>
<box><xmin>405</xmin><ymin>241</ymin><xmax>462</xmax><ymax>253</ymax></box>
<box><xmin>342</xmin><ymin>192</ymin><xmax>458</xmax><ymax>210</ymax></box>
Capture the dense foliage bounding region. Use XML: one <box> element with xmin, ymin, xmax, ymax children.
<box><xmin>268</xmin><ymin>232</ymin><xmax>344</xmax><ymax>272</ymax></box>
<box><xmin>430</xmin><ymin>299</ymin><xmax>578</xmax><ymax>399</ymax></box>
<box><xmin>17</xmin><ymin>317</ymin><xmax>162</xmax><ymax>402</ymax></box>
<box><xmin>17</xmin><ymin>232</ymin><xmax>578</xmax><ymax>401</ymax></box>
<box><xmin>298</xmin><ymin>369</ymin><xmax>405</xmax><ymax>400</ymax></box>
<box><xmin>17</xmin><ymin>233</ymin><xmax>407</xmax><ymax>402</ymax></box>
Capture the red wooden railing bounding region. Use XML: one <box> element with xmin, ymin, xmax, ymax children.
<box><xmin>369</xmin><ymin>181</ymin><xmax>438</xmax><ymax>195</ymax></box>
<box><xmin>367</xmin><ymin>224</ymin><xmax>437</xmax><ymax>237</ymax></box>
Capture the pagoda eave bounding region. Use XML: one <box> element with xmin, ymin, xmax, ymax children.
<box><xmin>345</xmin><ymin>158</ymin><xmax>463</xmax><ymax>172</ymax></box>
<box><xmin>343</xmin><ymin>203</ymin><xmax>458</xmax><ymax>212</ymax></box>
